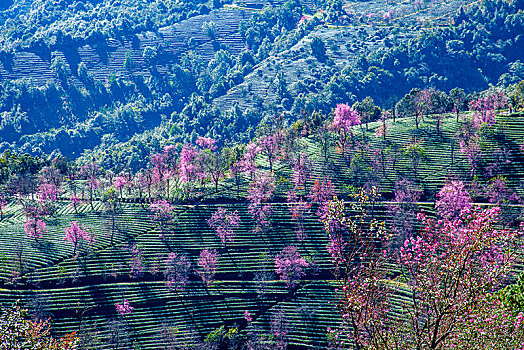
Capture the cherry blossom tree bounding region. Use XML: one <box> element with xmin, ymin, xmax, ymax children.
<box><xmin>270</xmin><ymin>308</ymin><xmax>289</xmax><ymax>350</ymax></box>
<box><xmin>287</xmin><ymin>153</ymin><xmax>313</xmax><ymax>240</ymax></box>
<box><xmin>258</xmin><ymin>133</ymin><xmax>282</xmax><ymax>174</ymax></box>
<box><xmin>325</xmin><ymin>185</ymin><xmax>524</xmax><ymax>349</ymax></box>
<box><xmin>80</xmin><ymin>160</ymin><xmax>101</xmax><ymax>211</ymax></box>
<box><xmin>64</xmin><ymin>221</ymin><xmax>93</xmax><ymax>255</ymax></box>
<box><xmin>469</xmin><ymin>89</ymin><xmax>508</xmax><ymax>127</ymax></box>
<box><xmin>239</xmin><ymin>142</ymin><xmax>261</xmax><ymax>180</ymax></box>
<box><xmin>195</xmin><ymin>136</ymin><xmax>217</xmax><ymax>151</ymax></box>
<box><xmin>435</xmin><ymin>180</ymin><xmax>472</xmax><ymax>219</ymax></box>
<box><xmin>197</xmin><ymin>248</ymin><xmax>219</xmax><ymax>286</ymax></box>
<box><xmin>128</xmin><ymin>244</ymin><xmax>145</xmax><ymax>278</ymax></box>
<box><xmin>308</xmin><ymin>178</ymin><xmax>336</xmax><ymax>222</ymax></box>
<box><xmin>375</xmin><ymin>111</ymin><xmax>390</xmax><ymax>140</ymax></box>
<box><xmin>164</xmin><ymin>252</ymin><xmax>191</xmax><ymax>291</ymax></box>
<box><xmin>113</xmin><ymin>175</ymin><xmax>128</xmax><ymax>200</ymax></box>
<box><xmin>457</xmin><ymin>121</ymin><xmax>481</xmax><ymax>176</ymax></box>
<box><xmin>69</xmin><ymin>193</ymin><xmax>83</xmax><ymax>214</ymax></box>
<box><xmin>485</xmin><ymin>175</ymin><xmax>519</xmax><ymax>205</ymax></box>
<box><xmin>322</xmin><ymin>188</ymin><xmax>391</xmax><ymax>350</ymax></box>
<box><xmin>413</xmin><ymin>89</ymin><xmax>432</xmax><ymax>129</ymax></box>
<box><xmin>330</xmin><ymin>104</ymin><xmax>361</xmax><ymax>156</ymax></box>
<box><xmin>137</xmin><ymin>169</ymin><xmax>155</xmax><ymax>201</ymax></box>
<box><xmin>396</xmin><ymin>206</ymin><xmax>523</xmax><ymax>349</ymax></box>
<box><xmin>207</xmin><ymin>207</ymin><xmax>241</xmax><ymax>247</ymax></box>
<box><xmin>290</xmin><ymin>153</ymin><xmax>312</xmax><ymax>191</ymax></box>
<box><xmin>149</xmin><ymin>199</ymin><xmax>175</xmax><ymax>234</ymax></box>
<box><xmin>115</xmin><ymin>299</ymin><xmax>134</xmax><ymax>316</ymax></box>
<box><xmin>197</xmin><ymin>137</ymin><xmax>227</xmax><ymax>193</ymax></box>
<box><xmin>24</xmin><ymin>217</ymin><xmax>47</xmax><ymax>242</ymax></box>
<box><xmin>247</xmin><ymin>171</ymin><xmax>275</xmax><ymax>233</ymax></box>
<box><xmin>179</xmin><ymin>144</ymin><xmax>202</xmax><ymax>189</ymax></box>
<box><xmin>274</xmin><ymin>246</ymin><xmax>309</xmax><ymax>288</ymax></box>
<box><xmin>37</xmin><ymin>182</ymin><xmax>59</xmax><ymax>217</ymax></box>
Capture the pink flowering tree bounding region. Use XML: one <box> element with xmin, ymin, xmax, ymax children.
<box><xmin>330</xmin><ymin>103</ymin><xmax>361</xmax><ymax>156</ymax></box>
<box><xmin>197</xmin><ymin>248</ymin><xmax>219</xmax><ymax>286</ymax></box>
<box><xmin>136</xmin><ymin>169</ymin><xmax>155</xmax><ymax>201</ymax></box>
<box><xmin>435</xmin><ymin>180</ymin><xmax>472</xmax><ymax>219</ymax></box>
<box><xmin>197</xmin><ymin>137</ymin><xmax>227</xmax><ymax>193</ymax></box>
<box><xmin>80</xmin><ymin>160</ymin><xmax>101</xmax><ymax>210</ymax></box>
<box><xmin>258</xmin><ymin>132</ymin><xmax>282</xmax><ymax>174</ymax></box>
<box><xmin>113</xmin><ymin>175</ymin><xmax>128</xmax><ymax>200</ymax></box>
<box><xmin>149</xmin><ymin>199</ymin><xmax>175</xmax><ymax>235</ymax></box>
<box><xmin>164</xmin><ymin>252</ymin><xmax>191</xmax><ymax>291</ymax></box>
<box><xmin>24</xmin><ymin>218</ymin><xmax>47</xmax><ymax>242</ymax></box>
<box><xmin>325</xmin><ymin>185</ymin><xmax>524</xmax><ymax>349</ymax></box>
<box><xmin>115</xmin><ymin>299</ymin><xmax>134</xmax><ymax>316</ymax></box>
<box><xmin>128</xmin><ymin>244</ymin><xmax>145</xmax><ymax>278</ymax></box>
<box><xmin>322</xmin><ymin>188</ymin><xmax>392</xmax><ymax>349</ymax></box>
<box><xmin>375</xmin><ymin>111</ymin><xmax>390</xmax><ymax>140</ymax></box>
<box><xmin>308</xmin><ymin>178</ymin><xmax>336</xmax><ymax>223</ymax></box>
<box><xmin>247</xmin><ymin>171</ymin><xmax>275</xmax><ymax>233</ymax></box>
<box><xmin>239</xmin><ymin>142</ymin><xmax>261</xmax><ymax>180</ymax></box>
<box><xmin>64</xmin><ymin>221</ymin><xmax>93</xmax><ymax>255</ymax></box>
<box><xmin>484</xmin><ymin>148</ymin><xmax>512</xmax><ymax>178</ymax></box>
<box><xmin>395</xmin><ymin>206</ymin><xmax>523</xmax><ymax>349</ymax></box>
<box><xmin>274</xmin><ymin>246</ymin><xmax>309</xmax><ymax>288</ymax></box>
<box><xmin>270</xmin><ymin>308</ymin><xmax>289</xmax><ymax>350</ymax></box>
<box><xmin>195</xmin><ymin>136</ymin><xmax>217</xmax><ymax>151</ymax></box>
<box><xmin>485</xmin><ymin>175</ymin><xmax>519</xmax><ymax>205</ymax></box>
<box><xmin>69</xmin><ymin>193</ymin><xmax>83</xmax><ymax>214</ymax></box>
<box><xmin>286</xmin><ymin>190</ymin><xmax>312</xmax><ymax>241</ymax></box>
<box><xmin>179</xmin><ymin>144</ymin><xmax>202</xmax><ymax>193</ymax></box>
<box><xmin>413</xmin><ymin>89</ymin><xmax>433</xmax><ymax>129</ymax></box>
<box><xmin>37</xmin><ymin>182</ymin><xmax>59</xmax><ymax>217</ymax></box>
<box><xmin>207</xmin><ymin>207</ymin><xmax>241</xmax><ymax>247</ymax></box>
<box><xmin>287</xmin><ymin>153</ymin><xmax>313</xmax><ymax>240</ymax></box>
<box><xmin>469</xmin><ymin>89</ymin><xmax>508</xmax><ymax>127</ymax></box>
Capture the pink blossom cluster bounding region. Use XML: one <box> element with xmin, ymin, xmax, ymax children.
<box><xmin>331</xmin><ymin>104</ymin><xmax>361</xmax><ymax>155</ymax></box>
<box><xmin>24</xmin><ymin>218</ymin><xmax>47</xmax><ymax>241</ymax></box>
<box><xmin>196</xmin><ymin>136</ymin><xmax>217</xmax><ymax>151</ymax></box>
<box><xmin>238</xmin><ymin>142</ymin><xmax>261</xmax><ymax>177</ymax></box>
<box><xmin>178</xmin><ymin>145</ymin><xmax>200</xmax><ymax>183</ymax></box>
<box><xmin>197</xmin><ymin>248</ymin><xmax>219</xmax><ymax>285</ymax></box>
<box><xmin>247</xmin><ymin>171</ymin><xmax>275</xmax><ymax>232</ymax></box>
<box><xmin>115</xmin><ymin>299</ymin><xmax>134</xmax><ymax>316</ymax></box>
<box><xmin>207</xmin><ymin>207</ymin><xmax>241</xmax><ymax>245</ymax></box>
<box><xmin>274</xmin><ymin>246</ymin><xmax>309</xmax><ymax>288</ymax></box>
<box><xmin>164</xmin><ymin>252</ymin><xmax>191</xmax><ymax>291</ymax></box>
<box><xmin>149</xmin><ymin>199</ymin><xmax>174</xmax><ymax>223</ymax></box>
<box><xmin>469</xmin><ymin>90</ymin><xmax>508</xmax><ymax>127</ymax></box>
<box><xmin>309</xmin><ymin>179</ymin><xmax>336</xmax><ymax>223</ymax></box>
<box><xmin>435</xmin><ymin>180</ymin><xmax>472</xmax><ymax>219</ymax></box>
<box><xmin>64</xmin><ymin>221</ymin><xmax>93</xmax><ymax>254</ymax></box>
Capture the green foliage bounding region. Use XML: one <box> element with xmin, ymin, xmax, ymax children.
<box><xmin>310</xmin><ymin>37</ymin><xmax>326</xmax><ymax>62</ymax></box>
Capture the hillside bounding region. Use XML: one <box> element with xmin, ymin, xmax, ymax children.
<box><xmin>1</xmin><ymin>109</ymin><xmax>524</xmax><ymax>348</ymax></box>
<box><xmin>1</xmin><ymin>0</ymin><xmax>524</xmax><ymax>348</ymax></box>
<box><xmin>0</xmin><ymin>0</ymin><xmax>522</xmax><ymax>163</ymax></box>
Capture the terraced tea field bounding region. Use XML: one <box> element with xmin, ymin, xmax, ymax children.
<box><xmin>1</xmin><ymin>111</ymin><xmax>523</xmax><ymax>348</ymax></box>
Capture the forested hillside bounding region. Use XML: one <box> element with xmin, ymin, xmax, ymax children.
<box><xmin>0</xmin><ymin>0</ymin><xmax>522</xmax><ymax>166</ymax></box>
